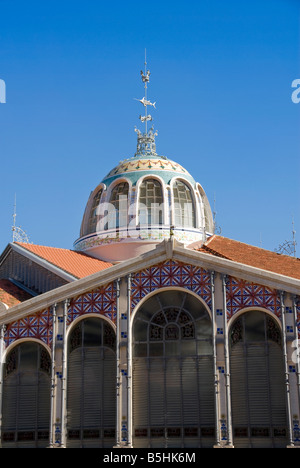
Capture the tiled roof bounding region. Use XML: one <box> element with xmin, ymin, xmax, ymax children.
<box><xmin>0</xmin><ymin>279</ymin><xmax>32</xmax><ymax>308</ymax></box>
<box><xmin>16</xmin><ymin>243</ymin><xmax>113</xmax><ymax>279</ymax></box>
<box><xmin>198</xmin><ymin>235</ymin><xmax>300</xmax><ymax>280</ymax></box>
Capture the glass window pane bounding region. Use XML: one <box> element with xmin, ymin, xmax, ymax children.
<box><xmin>173</xmin><ymin>180</ymin><xmax>196</xmax><ymax>228</ymax></box>
<box><xmin>134</xmin><ymin>319</ymin><xmax>148</xmax><ymax>342</ymax></box>
<box><xmin>138</xmin><ymin>179</ymin><xmax>163</xmax><ymax>225</ymax></box>
<box><xmin>19</xmin><ymin>343</ymin><xmax>38</xmax><ymax>371</ymax></box>
<box><xmin>83</xmin><ymin>318</ymin><xmax>102</xmax><ymax>346</ymax></box>
<box><xmin>149</xmin><ymin>343</ymin><xmax>164</xmax><ymax>356</ymax></box>
<box><xmin>108</xmin><ymin>182</ymin><xmax>129</xmax><ymax>229</ymax></box>
<box><xmin>245</xmin><ymin>311</ymin><xmax>265</xmax><ymax>342</ymax></box>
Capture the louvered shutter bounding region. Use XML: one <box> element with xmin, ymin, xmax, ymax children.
<box><xmin>67</xmin><ymin>344</ymin><xmax>116</xmax><ymax>447</ymax></box>
<box><xmin>230</xmin><ymin>333</ymin><xmax>288</xmax><ymax>448</ymax></box>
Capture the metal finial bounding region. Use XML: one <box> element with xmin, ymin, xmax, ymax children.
<box><xmin>12</xmin><ymin>194</ymin><xmax>30</xmax><ymax>244</ymax></box>
<box><xmin>134</xmin><ymin>50</ymin><xmax>156</xmax><ymax>135</ymax></box>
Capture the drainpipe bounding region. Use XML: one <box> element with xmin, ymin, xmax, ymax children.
<box><xmin>222</xmin><ymin>274</ymin><xmax>233</xmax><ymax>447</ymax></box>
<box><xmin>127</xmin><ymin>274</ymin><xmax>132</xmax><ymax>447</ymax></box>
<box><xmin>49</xmin><ymin>303</ymin><xmax>57</xmax><ymax>448</ymax></box>
<box><xmin>210</xmin><ymin>271</ymin><xmax>221</xmax><ymax>447</ymax></box>
<box><xmin>280</xmin><ymin>291</ymin><xmax>294</xmax><ymax>447</ymax></box>
<box><xmin>0</xmin><ymin>324</ymin><xmax>6</xmax><ymax>448</ymax></box>
<box><xmin>116</xmin><ymin>278</ymin><xmax>121</xmax><ymax>447</ymax></box>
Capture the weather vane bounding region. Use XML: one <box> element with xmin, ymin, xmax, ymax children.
<box><xmin>134</xmin><ymin>49</ymin><xmax>156</xmax><ymax>134</ymax></box>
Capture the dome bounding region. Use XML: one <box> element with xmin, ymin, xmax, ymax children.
<box><xmin>73</xmin><ymin>67</ymin><xmax>214</xmax><ymax>262</ymax></box>
<box><xmin>74</xmin><ymin>129</ymin><xmax>214</xmax><ymax>262</ymax></box>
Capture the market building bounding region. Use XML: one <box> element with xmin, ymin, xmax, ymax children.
<box><xmin>0</xmin><ymin>66</ymin><xmax>299</xmax><ymax>449</ymax></box>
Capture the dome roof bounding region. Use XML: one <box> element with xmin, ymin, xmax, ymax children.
<box><xmin>74</xmin><ymin>66</ymin><xmax>214</xmax><ymax>263</ymax></box>
<box><xmin>102</xmin><ymin>153</ymin><xmax>195</xmax><ymax>188</ymax></box>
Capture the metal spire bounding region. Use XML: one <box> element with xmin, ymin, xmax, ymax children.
<box><xmin>134</xmin><ymin>51</ymin><xmax>158</xmax><ymax>156</ymax></box>
<box><xmin>12</xmin><ymin>194</ymin><xmax>30</xmax><ymax>244</ymax></box>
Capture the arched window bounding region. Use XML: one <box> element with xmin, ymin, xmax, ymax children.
<box><xmin>105</xmin><ymin>182</ymin><xmax>129</xmax><ymax>230</ymax></box>
<box><xmin>138</xmin><ymin>178</ymin><xmax>163</xmax><ymax>225</ymax></box>
<box><xmin>173</xmin><ymin>180</ymin><xmax>196</xmax><ymax>228</ymax></box>
<box><xmin>230</xmin><ymin>311</ymin><xmax>288</xmax><ymax>448</ymax></box>
<box><xmin>87</xmin><ymin>188</ymin><xmax>103</xmax><ymax>235</ymax></box>
<box><xmin>132</xmin><ymin>290</ymin><xmax>215</xmax><ymax>448</ymax></box>
<box><xmin>67</xmin><ymin>318</ymin><xmax>116</xmax><ymax>448</ymax></box>
<box><xmin>2</xmin><ymin>342</ymin><xmax>51</xmax><ymax>448</ymax></box>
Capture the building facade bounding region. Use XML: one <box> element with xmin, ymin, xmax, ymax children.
<box><xmin>0</xmin><ymin>67</ymin><xmax>299</xmax><ymax>449</ymax></box>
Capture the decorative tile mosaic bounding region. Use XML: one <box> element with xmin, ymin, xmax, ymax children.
<box><xmin>5</xmin><ymin>308</ymin><xmax>53</xmax><ymax>347</ymax></box>
<box><xmin>226</xmin><ymin>276</ymin><xmax>281</xmax><ymax>320</ymax></box>
<box><xmin>130</xmin><ymin>260</ymin><xmax>212</xmax><ymax>312</ymax></box>
<box><xmin>67</xmin><ymin>282</ymin><xmax>117</xmax><ymax>325</ymax></box>
<box><xmin>296</xmin><ymin>300</ymin><xmax>300</xmax><ymax>338</ymax></box>
<box><xmin>104</xmin><ymin>157</ymin><xmax>190</xmax><ymax>180</ymax></box>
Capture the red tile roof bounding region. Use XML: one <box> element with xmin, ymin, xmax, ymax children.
<box><xmin>198</xmin><ymin>235</ymin><xmax>300</xmax><ymax>280</ymax></box>
<box><xmin>16</xmin><ymin>243</ymin><xmax>113</xmax><ymax>279</ymax></box>
<box><xmin>0</xmin><ymin>279</ymin><xmax>32</xmax><ymax>308</ymax></box>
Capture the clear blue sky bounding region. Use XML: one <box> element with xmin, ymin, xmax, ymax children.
<box><xmin>0</xmin><ymin>0</ymin><xmax>299</xmax><ymax>255</ymax></box>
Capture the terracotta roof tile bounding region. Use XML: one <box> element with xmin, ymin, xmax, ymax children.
<box><xmin>0</xmin><ymin>279</ymin><xmax>32</xmax><ymax>308</ymax></box>
<box><xmin>198</xmin><ymin>235</ymin><xmax>300</xmax><ymax>280</ymax></box>
<box><xmin>16</xmin><ymin>243</ymin><xmax>112</xmax><ymax>279</ymax></box>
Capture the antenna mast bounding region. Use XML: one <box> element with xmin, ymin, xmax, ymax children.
<box><xmin>11</xmin><ymin>194</ymin><xmax>30</xmax><ymax>244</ymax></box>
<box><xmin>275</xmin><ymin>217</ymin><xmax>297</xmax><ymax>257</ymax></box>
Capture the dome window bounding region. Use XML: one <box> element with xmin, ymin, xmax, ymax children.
<box><xmin>173</xmin><ymin>180</ymin><xmax>196</xmax><ymax>228</ymax></box>
<box><xmin>105</xmin><ymin>182</ymin><xmax>129</xmax><ymax>230</ymax></box>
<box><xmin>138</xmin><ymin>178</ymin><xmax>163</xmax><ymax>226</ymax></box>
<box><xmin>87</xmin><ymin>188</ymin><xmax>103</xmax><ymax>235</ymax></box>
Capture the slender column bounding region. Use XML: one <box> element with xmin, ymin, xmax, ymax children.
<box><xmin>49</xmin><ymin>303</ymin><xmax>57</xmax><ymax>447</ymax></box>
<box><xmin>222</xmin><ymin>274</ymin><xmax>233</xmax><ymax>447</ymax></box>
<box><xmin>0</xmin><ymin>324</ymin><xmax>6</xmax><ymax>447</ymax></box>
<box><xmin>115</xmin><ymin>277</ymin><xmax>121</xmax><ymax>447</ymax></box>
<box><xmin>210</xmin><ymin>271</ymin><xmax>221</xmax><ymax>447</ymax></box>
<box><xmin>127</xmin><ymin>274</ymin><xmax>133</xmax><ymax>447</ymax></box>
<box><xmin>280</xmin><ymin>291</ymin><xmax>294</xmax><ymax>447</ymax></box>
<box><xmin>292</xmin><ymin>296</ymin><xmax>300</xmax><ymax>416</ymax></box>
<box><xmin>60</xmin><ymin>299</ymin><xmax>69</xmax><ymax>448</ymax></box>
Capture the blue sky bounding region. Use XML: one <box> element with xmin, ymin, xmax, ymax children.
<box><xmin>0</xmin><ymin>0</ymin><xmax>299</xmax><ymax>255</ymax></box>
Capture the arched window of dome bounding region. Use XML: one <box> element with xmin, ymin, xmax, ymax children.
<box><xmin>197</xmin><ymin>183</ymin><xmax>214</xmax><ymax>234</ymax></box>
<box><xmin>173</xmin><ymin>180</ymin><xmax>196</xmax><ymax>228</ymax></box>
<box><xmin>138</xmin><ymin>178</ymin><xmax>164</xmax><ymax>226</ymax></box>
<box><xmin>105</xmin><ymin>181</ymin><xmax>129</xmax><ymax>230</ymax></box>
<box><xmin>87</xmin><ymin>188</ymin><xmax>103</xmax><ymax>235</ymax></box>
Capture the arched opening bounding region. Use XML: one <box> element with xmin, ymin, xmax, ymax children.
<box><xmin>105</xmin><ymin>182</ymin><xmax>129</xmax><ymax>230</ymax></box>
<box><xmin>1</xmin><ymin>341</ymin><xmax>51</xmax><ymax>448</ymax></box>
<box><xmin>66</xmin><ymin>317</ymin><xmax>116</xmax><ymax>448</ymax></box>
<box><xmin>229</xmin><ymin>310</ymin><xmax>288</xmax><ymax>448</ymax></box>
<box><xmin>172</xmin><ymin>180</ymin><xmax>196</xmax><ymax>228</ymax></box>
<box><xmin>86</xmin><ymin>188</ymin><xmax>103</xmax><ymax>235</ymax></box>
<box><xmin>132</xmin><ymin>290</ymin><xmax>215</xmax><ymax>448</ymax></box>
<box><xmin>138</xmin><ymin>178</ymin><xmax>164</xmax><ymax>226</ymax></box>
